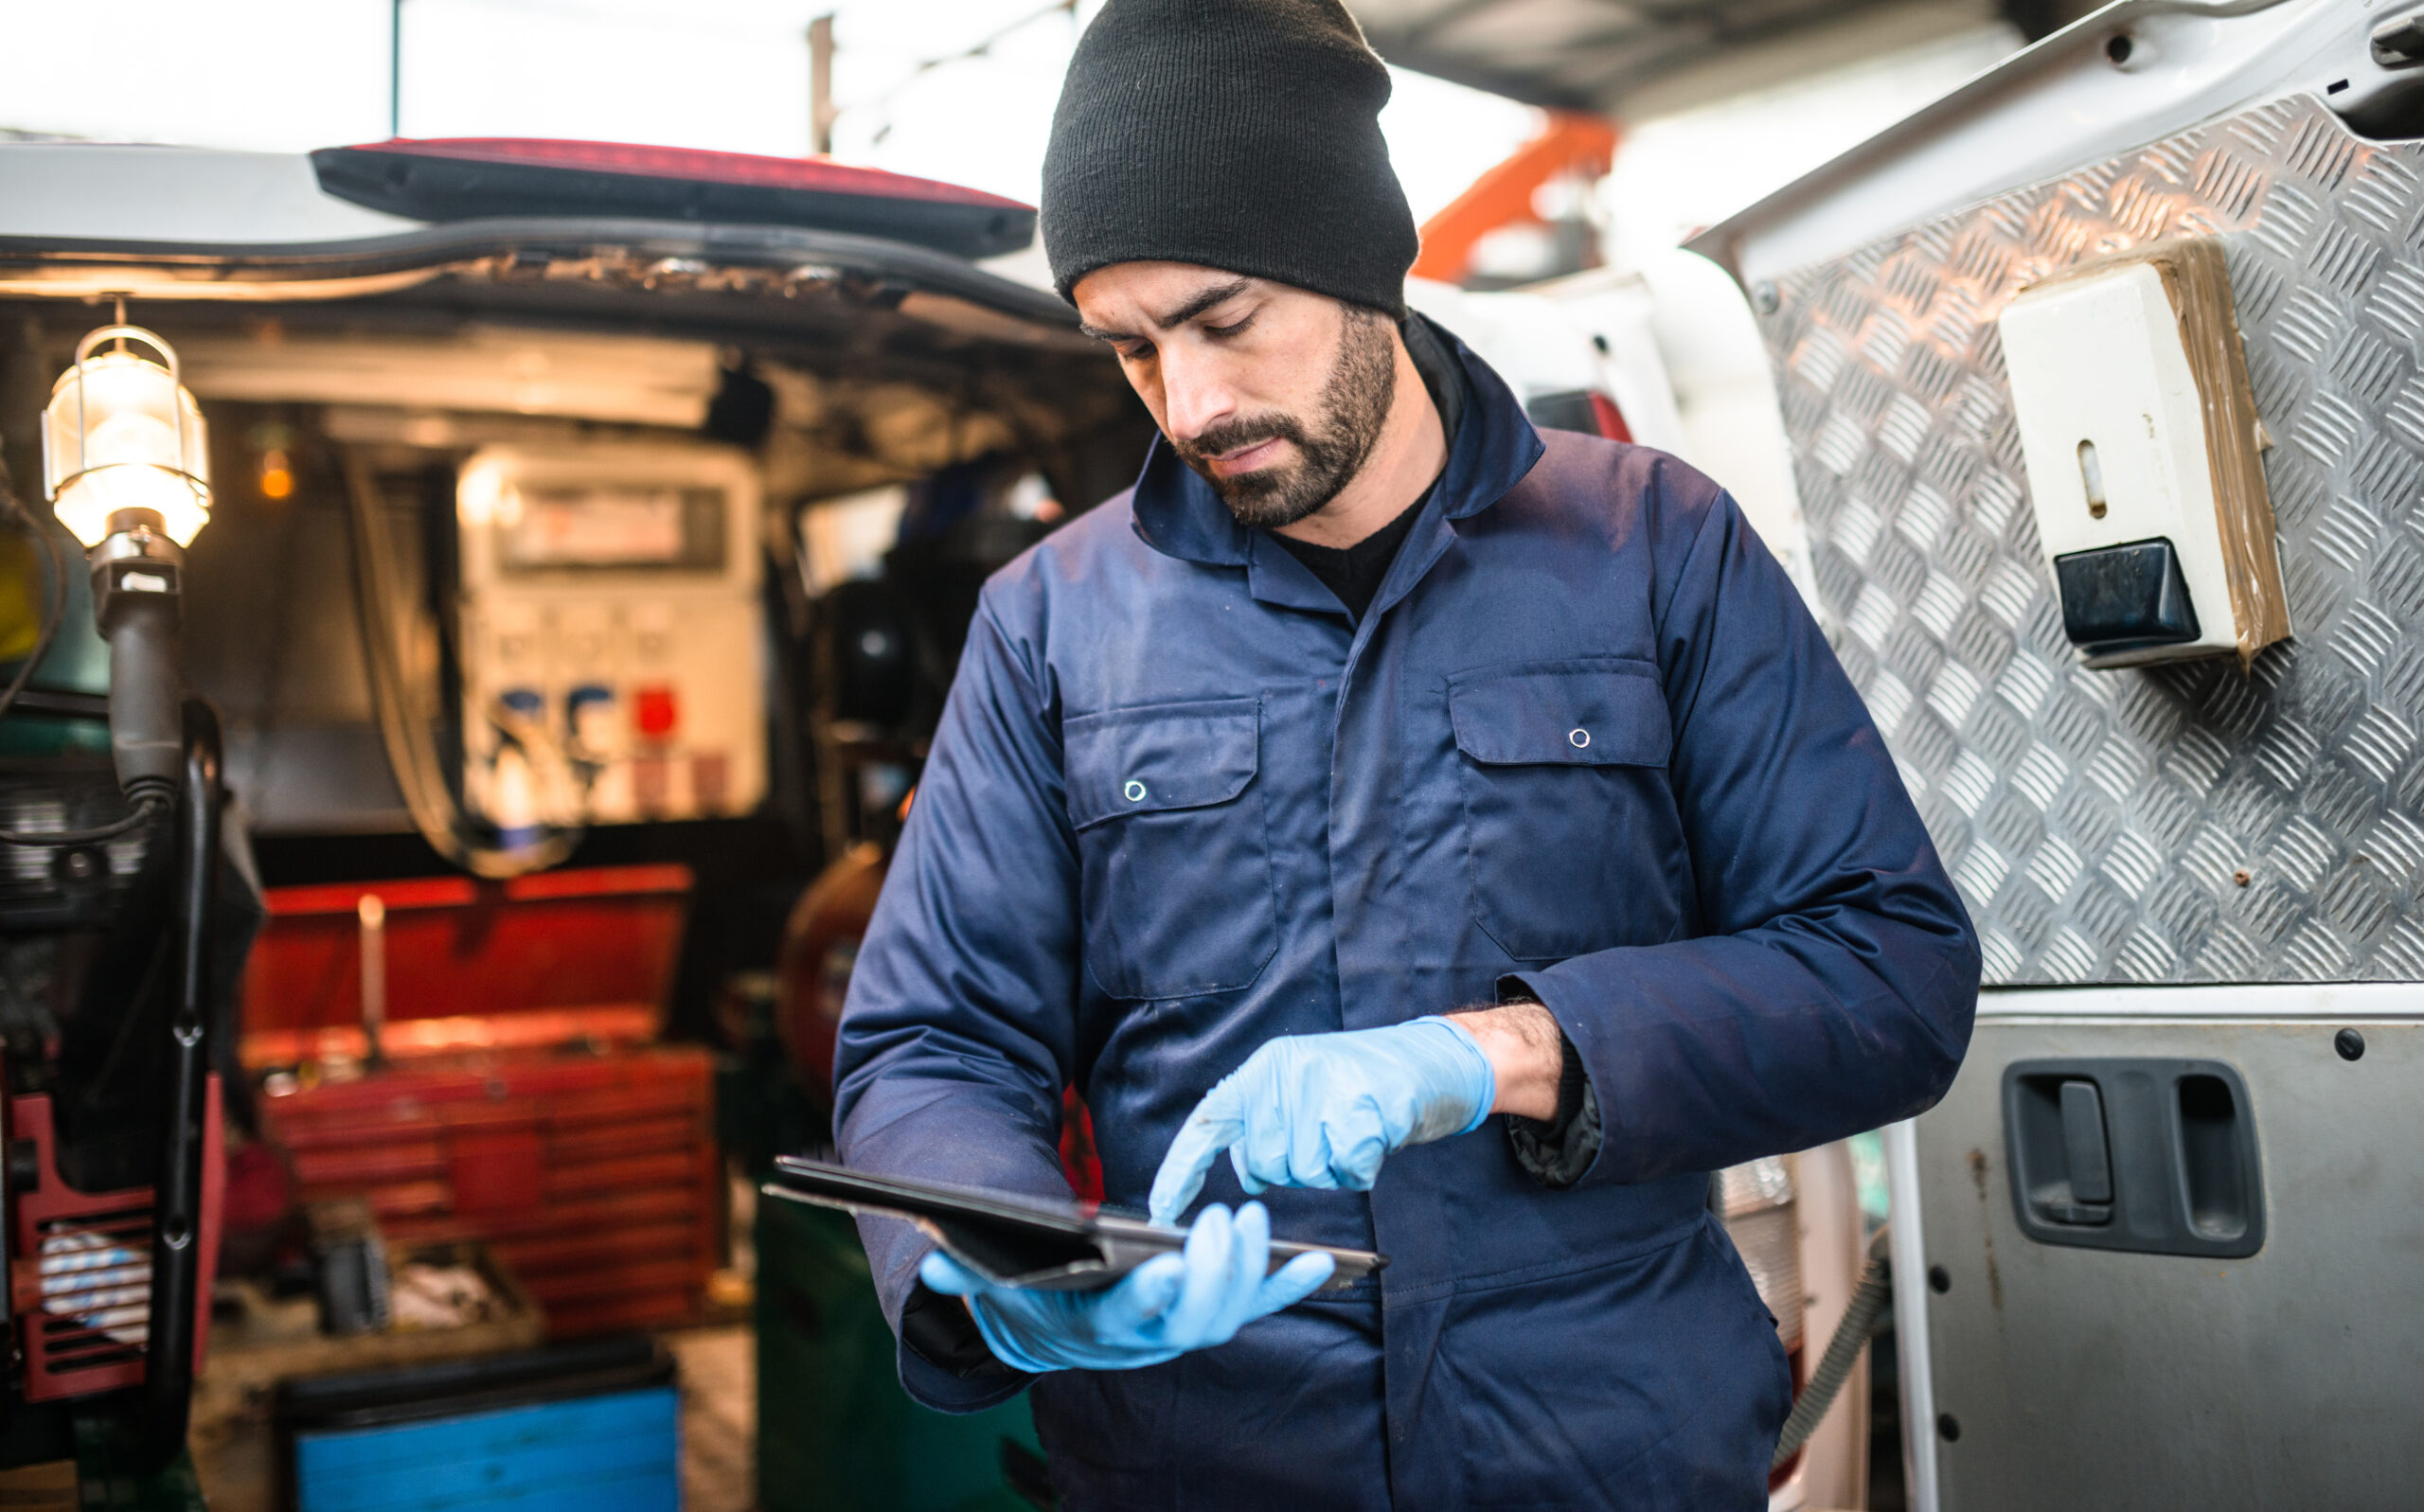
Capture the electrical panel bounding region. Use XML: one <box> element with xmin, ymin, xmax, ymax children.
<box><xmin>455</xmin><ymin>444</ymin><xmax>765</xmax><ymax>830</ymax></box>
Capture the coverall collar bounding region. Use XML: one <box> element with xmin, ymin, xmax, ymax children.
<box><xmin>1126</xmin><ymin>314</ymin><xmax>1546</xmax><ymax>573</ymax></box>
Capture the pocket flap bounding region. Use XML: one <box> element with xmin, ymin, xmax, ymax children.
<box><xmin>1064</xmin><ymin>698</ymin><xmax>1261</xmax><ymax>829</ymax></box>
<box><xmin>1449</xmin><ymin>663</ymin><xmax>1670</xmax><ymax>767</ymax></box>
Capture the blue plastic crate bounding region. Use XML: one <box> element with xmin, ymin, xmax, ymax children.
<box><xmin>280</xmin><ymin>1337</ymin><xmax>680</xmax><ymax>1512</ymax></box>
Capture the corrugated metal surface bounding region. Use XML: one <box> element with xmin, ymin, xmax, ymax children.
<box><xmin>1757</xmin><ymin>94</ymin><xmax>2424</xmax><ymax>985</ymax></box>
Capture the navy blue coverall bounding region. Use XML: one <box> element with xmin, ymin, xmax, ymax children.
<box><xmin>832</xmin><ymin>325</ymin><xmax>1980</xmax><ymax>1510</ymax></box>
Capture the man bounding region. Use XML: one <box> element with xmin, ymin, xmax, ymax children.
<box><xmin>832</xmin><ymin>1</ymin><xmax>1980</xmax><ymax>1505</ymax></box>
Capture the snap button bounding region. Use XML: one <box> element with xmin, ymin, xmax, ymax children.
<box><xmin>1123</xmin><ymin>779</ymin><xmax>1148</xmax><ymax>802</ymax></box>
<box><xmin>1569</xmin><ymin>728</ymin><xmax>1591</xmax><ymax>749</ymax></box>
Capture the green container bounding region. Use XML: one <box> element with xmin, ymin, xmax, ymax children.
<box><xmin>72</xmin><ymin>1417</ymin><xmax>207</xmax><ymax>1512</ymax></box>
<box><xmin>756</xmin><ymin>1196</ymin><xmax>1045</xmax><ymax>1512</ymax></box>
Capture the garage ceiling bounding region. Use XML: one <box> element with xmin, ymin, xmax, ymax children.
<box><xmin>1352</xmin><ymin>0</ymin><xmax>2058</xmax><ymax>117</ymax></box>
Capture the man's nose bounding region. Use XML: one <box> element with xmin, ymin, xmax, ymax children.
<box><xmin>1158</xmin><ymin>348</ymin><xmax>1236</xmax><ymax>443</ymax></box>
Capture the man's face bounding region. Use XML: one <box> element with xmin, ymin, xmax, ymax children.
<box><xmin>1073</xmin><ymin>262</ymin><xmax>1398</xmax><ymax>529</ymax></box>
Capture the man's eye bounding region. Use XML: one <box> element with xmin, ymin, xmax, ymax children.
<box><xmin>1116</xmin><ymin>342</ymin><xmax>1155</xmax><ymax>363</ymax></box>
<box><xmin>1205</xmin><ymin>315</ymin><xmax>1255</xmax><ymax>339</ymax></box>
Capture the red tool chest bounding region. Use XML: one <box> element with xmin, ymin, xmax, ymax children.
<box><xmin>241</xmin><ymin>865</ymin><xmax>717</xmax><ymax>1337</ymax></box>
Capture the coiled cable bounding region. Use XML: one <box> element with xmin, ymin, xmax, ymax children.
<box><xmin>1773</xmin><ymin>1228</ymin><xmax>1893</xmax><ymax>1469</ymax></box>
<box><xmin>339</xmin><ymin>448</ymin><xmax>579</xmax><ymax>878</ymax></box>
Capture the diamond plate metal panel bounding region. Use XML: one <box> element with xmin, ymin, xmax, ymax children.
<box><xmin>1760</xmin><ymin>96</ymin><xmax>2424</xmax><ymax>985</ymax></box>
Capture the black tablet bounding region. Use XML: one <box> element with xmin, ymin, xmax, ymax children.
<box><xmin>765</xmin><ymin>1156</ymin><xmax>1385</xmax><ymax>1292</ymax></box>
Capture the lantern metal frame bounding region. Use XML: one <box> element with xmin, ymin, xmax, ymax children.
<box><xmin>42</xmin><ymin>323</ymin><xmax>212</xmax><ymax>546</ymax></box>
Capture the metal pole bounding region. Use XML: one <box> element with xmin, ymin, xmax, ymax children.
<box><xmin>358</xmin><ymin>892</ymin><xmax>388</xmax><ymax>1068</ymax></box>
<box><xmin>390</xmin><ymin>0</ymin><xmax>403</xmax><ymax>138</ymax></box>
<box><xmin>808</xmin><ymin>14</ymin><xmax>835</xmax><ymax>156</ymax></box>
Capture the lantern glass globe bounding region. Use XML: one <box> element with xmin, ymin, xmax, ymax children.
<box><xmin>44</xmin><ymin>336</ymin><xmax>212</xmax><ymax>548</ymax></box>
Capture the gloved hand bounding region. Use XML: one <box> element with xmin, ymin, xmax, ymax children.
<box><xmin>1148</xmin><ymin>1017</ymin><xmax>1496</xmax><ymax>1226</ymax></box>
<box><xmin>917</xmin><ymin>1201</ymin><xmax>1333</xmax><ymax>1375</ymax></box>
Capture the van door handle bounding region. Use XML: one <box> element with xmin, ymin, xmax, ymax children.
<box><xmin>2003</xmin><ymin>1059</ymin><xmax>2264</xmax><ymax>1258</ymax></box>
<box><xmin>2009</xmin><ymin>1074</ymin><xmax>2112</xmax><ymax>1226</ymax></box>
<box><xmin>2052</xmin><ymin>1079</ymin><xmax>2112</xmax><ymax>1220</ymax></box>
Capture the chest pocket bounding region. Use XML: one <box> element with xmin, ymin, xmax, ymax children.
<box><xmin>1449</xmin><ymin>660</ymin><xmax>1685</xmax><ymax>963</ymax></box>
<box><xmin>1063</xmin><ymin>697</ymin><xmax>1278</xmax><ymax>1001</ymax></box>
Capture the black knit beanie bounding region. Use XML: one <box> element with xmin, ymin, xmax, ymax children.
<box><xmin>1041</xmin><ymin>0</ymin><xmax>1418</xmax><ymax>318</ymax></box>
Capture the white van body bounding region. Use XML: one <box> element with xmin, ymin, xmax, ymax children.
<box><xmin>1453</xmin><ymin>5</ymin><xmax>2424</xmax><ymax>1503</ymax></box>
<box><xmin>1679</xmin><ymin>1</ymin><xmax>2424</xmax><ymax>1506</ymax></box>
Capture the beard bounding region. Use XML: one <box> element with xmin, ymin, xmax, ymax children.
<box><xmin>1170</xmin><ymin>305</ymin><xmax>1399</xmax><ymax>530</ymax></box>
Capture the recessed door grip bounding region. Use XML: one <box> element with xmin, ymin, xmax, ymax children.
<box><xmin>2003</xmin><ymin>1058</ymin><xmax>2263</xmax><ymax>1258</ymax></box>
<box><xmin>2046</xmin><ymin>1078</ymin><xmax>2112</xmax><ymax>1222</ymax></box>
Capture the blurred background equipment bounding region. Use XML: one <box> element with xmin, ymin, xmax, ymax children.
<box><xmin>243</xmin><ymin>866</ymin><xmax>715</xmax><ymax>1339</ymax></box>
<box><xmin>0</xmin><ymin>313</ymin><xmax>246</xmax><ymax>1498</ymax></box>
<box><xmin>453</xmin><ymin>444</ymin><xmax>767</xmax><ymax>835</ymax></box>
<box><xmin>304</xmin><ymin>1200</ymin><xmax>389</xmax><ymax>1339</ymax></box>
<box><xmin>275</xmin><ymin>1336</ymin><xmax>678</xmax><ymax>1512</ymax></box>
<box><xmin>755</xmin><ymin>1195</ymin><xmax>1049</xmax><ymax>1512</ymax></box>
<box><xmin>191</xmin><ymin>1238</ymin><xmax>544</xmax><ymax>1509</ymax></box>
<box><xmin>746</xmin><ymin>452</ymin><xmax>1082</xmax><ymax>1512</ymax></box>
<box><xmin>0</xmin><ymin>116</ymin><xmax>1145</xmax><ymax>1503</ymax></box>
<box><xmin>1408</xmin><ymin>111</ymin><xmax>1618</xmax><ymax>290</ymax></box>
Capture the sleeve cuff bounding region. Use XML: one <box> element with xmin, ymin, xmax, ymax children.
<box><xmin>1496</xmin><ymin>979</ymin><xmax>1604</xmax><ymax>1189</ymax></box>
<box><xmin>901</xmin><ymin>1280</ymin><xmax>1020</xmax><ymax>1380</ymax></box>
<box><xmin>1506</xmin><ymin>1074</ymin><xmax>1603</xmax><ymax>1189</ymax></box>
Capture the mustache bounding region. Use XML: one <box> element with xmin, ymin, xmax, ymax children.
<box><xmin>1171</xmin><ymin>413</ymin><xmax>1309</xmax><ymax>472</ymax></box>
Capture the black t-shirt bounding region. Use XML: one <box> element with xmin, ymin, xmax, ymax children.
<box><xmin>1268</xmin><ymin>485</ymin><xmax>1432</xmax><ymax>623</ymax></box>
<box><xmin>1264</xmin><ymin>315</ymin><xmax>1468</xmax><ymax>625</ymax></box>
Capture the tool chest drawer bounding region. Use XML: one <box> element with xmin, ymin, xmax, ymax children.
<box><xmin>245</xmin><ymin>866</ymin><xmax>720</xmax><ymax>1337</ymax></box>
<box><xmin>261</xmin><ymin>1050</ymin><xmax>717</xmax><ymax>1336</ymax></box>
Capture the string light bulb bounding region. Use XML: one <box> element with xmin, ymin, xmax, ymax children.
<box><xmin>259</xmin><ymin>448</ymin><xmax>294</xmax><ymax>501</ymax></box>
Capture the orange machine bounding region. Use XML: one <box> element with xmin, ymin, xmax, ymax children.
<box><xmin>240</xmin><ymin>864</ymin><xmax>718</xmax><ymax>1337</ymax></box>
<box><xmin>1410</xmin><ymin>110</ymin><xmax>1620</xmax><ymax>286</ymax></box>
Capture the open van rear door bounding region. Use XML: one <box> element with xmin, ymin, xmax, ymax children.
<box><xmin>1693</xmin><ymin>2</ymin><xmax>2424</xmax><ymax>1505</ymax></box>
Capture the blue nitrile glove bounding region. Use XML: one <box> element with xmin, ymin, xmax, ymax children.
<box><xmin>1148</xmin><ymin>1017</ymin><xmax>1497</xmax><ymax>1226</ymax></box>
<box><xmin>916</xmin><ymin>1201</ymin><xmax>1332</xmax><ymax>1374</ymax></box>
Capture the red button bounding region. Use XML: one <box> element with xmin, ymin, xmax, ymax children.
<box><xmin>633</xmin><ymin>685</ymin><xmax>679</xmax><ymax>738</ymax></box>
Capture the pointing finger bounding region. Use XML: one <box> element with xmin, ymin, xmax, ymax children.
<box><xmin>1150</xmin><ymin>1078</ymin><xmax>1246</xmax><ymax>1225</ymax></box>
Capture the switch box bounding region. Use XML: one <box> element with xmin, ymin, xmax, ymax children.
<box><xmin>456</xmin><ymin>443</ymin><xmax>765</xmax><ymax>828</ymax></box>
<box><xmin>1997</xmin><ymin>238</ymin><xmax>2289</xmax><ymax>668</ymax></box>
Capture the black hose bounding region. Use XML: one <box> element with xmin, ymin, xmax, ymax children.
<box><xmin>0</xmin><ymin>529</ymin><xmax>181</xmax><ymax>845</ymax></box>
<box><xmin>130</xmin><ymin>699</ymin><xmax>221</xmax><ymax>1475</ymax></box>
<box><xmin>1773</xmin><ymin>1236</ymin><xmax>1893</xmax><ymax>1470</ymax></box>
<box><xmin>0</xmin><ymin>792</ymin><xmax>169</xmax><ymax>845</ymax></box>
<box><xmin>100</xmin><ymin>578</ymin><xmax>186</xmax><ymax>806</ymax></box>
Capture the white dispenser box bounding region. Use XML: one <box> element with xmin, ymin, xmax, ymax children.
<box><xmin>1997</xmin><ymin>239</ymin><xmax>2288</xmax><ymax>668</ymax></box>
